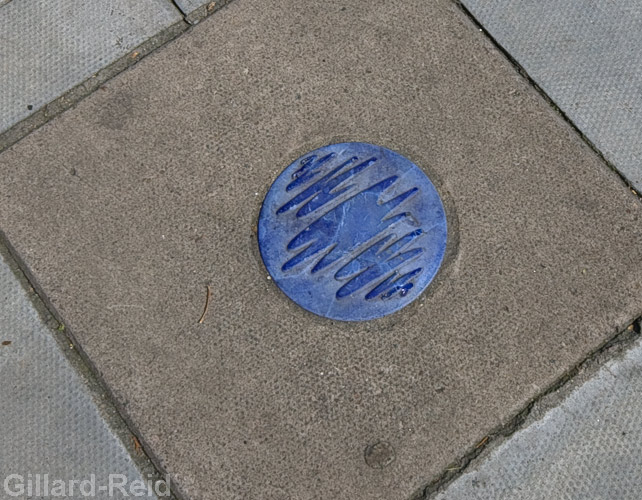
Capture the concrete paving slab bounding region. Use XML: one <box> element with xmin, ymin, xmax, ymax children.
<box><xmin>1</xmin><ymin>0</ymin><xmax>642</xmax><ymax>499</ymax></box>
<box><xmin>173</xmin><ymin>0</ymin><xmax>206</xmax><ymax>15</ymax></box>
<box><xmin>0</xmin><ymin>0</ymin><xmax>182</xmax><ymax>135</ymax></box>
<box><xmin>173</xmin><ymin>0</ymin><xmax>215</xmax><ymax>23</ymax></box>
<box><xmin>0</xmin><ymin>251</ymin><xmax>164</xmax><ymax>499</ymax></box>
<box><xmin>460</xmin><ymin>0</ymin><xmax>642</xmax><ymax>191</ymax></box>
<box><xmin>434</xmin><ymin>334</ymin><xmax>642</xmax><ymax>500</ymax></box>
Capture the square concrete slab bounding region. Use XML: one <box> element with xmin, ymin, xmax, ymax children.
<box><xmin>460</xmin><ymin>0</ymin><xmax>642</xmax><ymax>190</ymax></box>
<box><xmin>0</xmin><ymin>0</ymin><xmax>182</xmax><ymax>134</ymax></box>
<box><xmin>1</xmin><ymin>0</ymin><xmax>641</xmax><ymax>499</ymax></box>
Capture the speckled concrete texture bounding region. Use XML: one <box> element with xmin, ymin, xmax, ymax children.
<box><xmin>173</xmin><ymin>0</ymin><xmax>212</xmax><ymax>20</ymax></box>
<box><xmin>0</xmin><ymin>0</ymin><xmax>182</xmax><ymax>134</ymax></box>
<box><xmin>0</xmin><ymin>0</ymin><xmax>641</xmax><ymax>499</ymax></box>
<box><xmin>435</xmin><ymin>336</ymin><xmax>642</xmax><ymax>500</ymax></box>
<box><xmin>173</xmin><ymin>0</ymin><xmax>206</xmax><ymax>15</ymax></box>
<box><xmin>460</xmin><ymin>0</ymin><xmax>642</xmax><ymax>191</ymax></box>
<box><xmin>0</xmin><ymin>252</ymin><xmax>161</xmax><ymax>500</ymax></box>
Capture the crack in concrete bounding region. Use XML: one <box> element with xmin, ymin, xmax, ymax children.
<box><xmin>168</xmin><ymin>0</ymin><xmax>189</xmax><ymax>17</ymax></box>
<box><xmin>173</xmin><ymin>0</ymin><xmax>235</xmax><ymax>25</ymax></box>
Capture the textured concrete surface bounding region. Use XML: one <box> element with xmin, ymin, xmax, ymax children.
<box><xmin>1</xmin><ymin>0</ymin><xmax>642</xmax><ymax>499</ymax></box>
<box><xmin>0</xmin><ymin>0</ymin><xmax>182</xmax><ymax>134</ymax></box>
<box><xmin>174</xmin><ymin>0</ymin><xmax>211</xmax><ymax>19</ymax></box>
<box><xmin>435</xmin><ymin>335</ymin><xmax>642</xmax><ymax>500</ymax></box>
<box><xmin>0</xmin><ymin>252</ymin><xmax>161</xmax><ymax>499</ymax></box>
<box><xmin>460</xmin><ymin>0</ymin><xmax>642</xmax><ymax>191</ymax></box>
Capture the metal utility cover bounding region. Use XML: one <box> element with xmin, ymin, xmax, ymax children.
<box><xmin>258</xmin><ymin>142</ymin><xmax>448</xmax><ymax>321</ymax></box>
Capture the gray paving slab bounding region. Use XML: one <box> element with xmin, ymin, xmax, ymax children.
<box><xmin>0</xmin><ymin>252</ymin><xmax>164</xmax><ymax>499</ymax></box>
<box><xmin>173</xmin><ymin>0</ymin><xmax>230</xmax><ymax>25</ymax></box>
<box><xmin>434</xmin><ymin>334</ymin><xmax>642</xmax><ymax>500</ymax></box>
<box><xmin>0</xmin><ymin>0</ymin><xmax>182</xmax><ymax>135</ymax></box>
<box><xmin>1</xmin><ymin>0</ymin><xmax>642</xmax><ymax>499</ymax></box>
<box><xmin>460</xmin><ymin>0</ymin><xmax>642</xmax><ymax>191</ymax></box>
<box><xmin>173</xmin><ymin>0</ymin><xmax>211</xmax><ymax>21</ymax></box>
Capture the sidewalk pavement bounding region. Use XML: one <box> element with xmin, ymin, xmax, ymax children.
<box><xmin>1</xmin><ymin>0</ymin><xmax>641</xmax><ymax>499</ymax></box>
<box><xmin>0</xmin><ymin>247</ymin><xmax>163</xmax><ymax>499</ymax></box>
<box><xmin>462</xmin><ymin>0</ymin><xmax>642</xmax><ymax>191</ymax></box>
<box><xmin>435</xmin><ymin>327</ymin><xmax>642</xmax><ymax>499</ymax></box>
<box><xmin>0</xmin><ymin>0</ymin><xmax>182</xmax><ymax>136</ymax></box>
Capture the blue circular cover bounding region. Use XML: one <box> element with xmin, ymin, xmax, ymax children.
<box><xmin>258</xmin><ymin>142</ymin><xmax>447</xmax><ymax>321</ymax></box>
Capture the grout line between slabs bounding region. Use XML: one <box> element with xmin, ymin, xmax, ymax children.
<box><xmin>0</xmin><ymin>4</ymin><xmax>237</xmax><ymax>499</ymax></box>
<box><xmin>0</xmin><ymin>0</ymin><xmax>235</xmax><ymax>155</ymax></box>
<box><xmin>0</xmin><ymin>237</ymin><xmax>184</xmax><ymax>500</ymax></box>
<box><xmin>1</xmin><ymin>1</ymin><xmax>641</xmax><ymax>499</ymax></box>
<box><xmin>410</xmin><ymin>317</ymin><xmax>642</xmax><ymax>499</ymax></box>
<box><xmin>0</xmin><ymin>21</ymin><xmax>185</xmax><ymax>154</ymax></box>
<box><xmin>450</xmin><ymin>0</ymin><xmax>642</xmax><ymax>204</ymax></box>
<box><xmin>409</xmin><ymin>0</ymin><xmax>642</xmax><ymax>497</ymax></box>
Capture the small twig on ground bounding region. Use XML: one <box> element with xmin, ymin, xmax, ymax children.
<box><xmin>198</xmin><ymin>285</ymin><xmax>212</xmax><ymax>324</ymax></box>
<box><xmin>132</xmin><ymin>436</ymin><xmax>142</xmax><ymax>455</ymax></box>
<box><xmin>476</xmin><ymin>436</ymin><xmax>489</xmax><ymax>449</ymax></box>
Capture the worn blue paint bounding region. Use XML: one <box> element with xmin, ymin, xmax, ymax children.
<box><xmin>258</xmin><ymin>142</ymin><xmax>447</xmax><ymax>321</ymax></box>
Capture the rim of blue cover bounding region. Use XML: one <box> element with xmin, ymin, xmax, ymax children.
<box><xmin>258</xmin><ymin>142</ymin><xmax>448</xmax><ymax>321</ymax></box>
